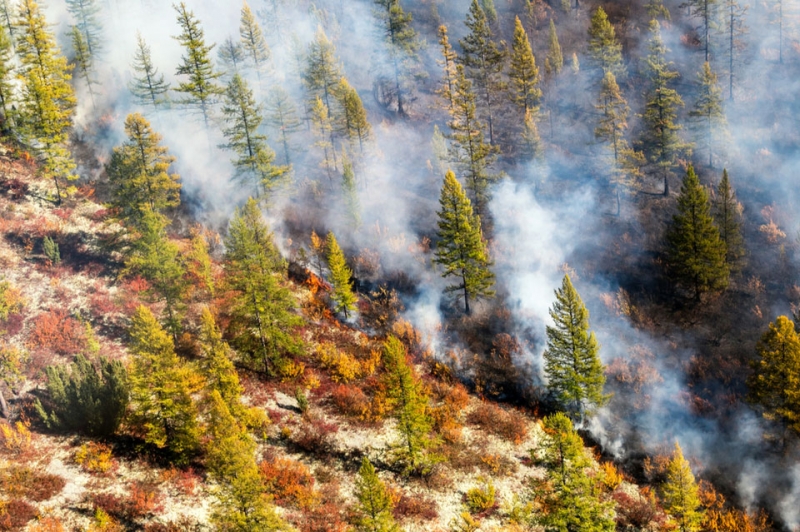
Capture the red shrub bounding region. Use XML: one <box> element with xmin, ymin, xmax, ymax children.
<box><xmin>467</xmin><ymin>402</ymin><xmax>528</xmax><ymax>444</ymax></box>
<box><xmin>0</xmin><ymin>499</ymin><xmax>37</xmax><ymax>531</ymax></box>
<box><xmin>294</xmin><ymin>502</ymin><xmax>350</xmax><ymax>532</ymax></box>
<box><xmin>291</xmin><ymin>416</ymin><xmax>338</xmax><ymax>455</ymax></box>
<box><xmin>331</xmin><ymin>384</ymin><xmax>370</xmax><ymax>419</ymax></box>
<box><xmin>259</xmin><ymin>455</ymin><xmax>318</xmax><ymax>508</ymax></box>
<box><xmin>393</xmin><ymin>492</ymin><xmax>438</xmax><ymax>521</ymax></box>
<box><xmin>612</xmin><ymin>490</ymin><xmax>668</xmax><ymax>530</ymax></box>
<box><xmin>0</xmin><ymin>312</ymin><xmax>24</xmax><ymax>338</ymax></box>
<box><xmin>51</xmin><ymin>208</ymin><xmax>72</xmax><ymax>221</ymax></box>
<box><xmin>89</xmin><ymin>289</ymin><xmax>119</xmax><ymax>319</ymax></box>
<box><xmin>91</xmin><ymin>481</ymin><xmax>162</xmax><ymax>521</ymax></box>
<box><xmin>26</xmin><ymin>309</ymin><xmax>86</xmax><ymax>356</ymax></box>
<box><xmin>0</xmin><ymin>465</ymin><xmax>65</xmax><ymax>501</ymax></box>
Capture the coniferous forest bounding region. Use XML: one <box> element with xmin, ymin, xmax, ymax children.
<box><xmin>0</xmin><ymin>0</ymin><xmax>800</xmax><ymax>529</ymax></box>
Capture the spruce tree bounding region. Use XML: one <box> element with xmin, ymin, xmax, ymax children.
<box><xmin>326</xmin><ymin>231</ymin><xmax>357</xmax><ymax>318</ymax></box>
<box><xmin>239</xmin><ymin>1</ymin><xmax>270</xmax><ymax>80</ymax></box>
<box><xmin>106</xmin><ymin>113</ymin><xmax>180</xmax><ymax>228</ymax></box>
<box><xmin>129</xmin><ymin>33</ymin><xmax>170</xmax><ymax>110</ymax></box>
<box><xmin>747</xmin><ymin>315</ymin><xmax>800</xmax><ymax>448</ymax></box>
<box><xmin>65</xmin><ymin>0</ymin><xmax>102</xmax><ymax>58</ymax></box>
<box><xmin>433</xmin><ymin>170</ymin><xmax>495</xmax><ymax>315</ymax></box>
<box><xmin>220</xmin><ymin>74</ymin><xmax>287</xmax><ymax>198</ymax></box>
<box><xmin>447</xmin><ymin>65</ymin><xmax>498</xmax><ymax>214</ymax></box>
<box><xmin>15</xmin><ymin>0</ymin><xmax>77</xmax><ymax>204</ymax></box>
<box><xmin>459</xmin><ymin>0</ymin><xmax>506</xmax><ymax>145</ymax></box>
<box><xmin>128</xmin><ymin>305</ymin><xmax>200</xmax><ymax>464</ymax></box>
<box><xmin>0</xmin><ymin>24</ymin><xmax>14</xmax><ymax>122</ymax></box>
<box><xmin>661</xmin><ymin>442</ymin><xmax>704</xmax><ymax>532</ymax></box>
<box><xmin>712</xmin><ymin>169</ymin><xmax>744</xmax><ymax>268</ymax></box>
<box><xmin>666</xmin><ymin>164</ymin><xmax>729</xmax><ymax>299</ymax></box>
<box><xmin>172</xmin><ymin>2</ymin><xmax>224</xmax><ymax>127</ymax></box>
<box><xmin>587</xmin><ymin>6</ymin><xmax>625</xmax><ymax>77</ymax></box>
<box><xmin>508</xmin><ymin>17</ymin><xmax>541</xmax><ymax>116</ymax></box>
<box><xmin>334</xmin><ymin>77</ymin><xmax>371</xmax><ymax>153</ymax></box>
<box><xmin>354</xmin><ymin>457</ymin><xmax>398</xmax><ymax>532</ymax></box>
<box><xmin>223</xmin><ymin>198</ymin><xmax>303</xmax><ymax>376</ymax></box>
<box><xmin>688</xmin><ymin>62</ymin><xmax>725</xmax><ymax>168</ymax></box>
<box><xmin>264</xmin><ymin>87</ymin><xmax>301</xmax><ymax>166</ymax></box>
<box><xmin>543</xmin><ymin>274</ymin><xmax>608</xmax><ymax>420</ymax></box>
<box><xmin>374</xmin><ymin>0</ymin><xmax>422</xmax><ymax>118</ymax></box>
<box><xmin>640</xmin><ymin>20</ymin><xmax>688</xmax><ymax>196</ymax></box>
<box><xmin>436</xmin><ymin>24</ymin><xmax>458</xmax><ymax>112</ymax></box>
<box><xmin>217</xmin><ymin>37</ymin><xmax>244</xmax><ymax>78</ymax></box>
<box><xmin>70</xmin><ymin>25</ymin><xmax>96</xmax><ymax>108</ymax></box>
<box><xmin>546</xmin><ymin>19</ymin><xmax>563</xmax><ymax>76</ymax></box>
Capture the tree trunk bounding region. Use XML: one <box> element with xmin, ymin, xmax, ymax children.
<box><xmin>0</xmin><ymin>389</ymin><xmax>10</xmax><ymax>419</ymax></box>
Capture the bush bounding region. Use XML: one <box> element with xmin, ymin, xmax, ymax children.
<box><xmin>393</xmin><ymin>492</ymin><xmax>438</xmax><ymax>521</ymax></box>
<box><xmin>36</xmin><ymin>354</ymin><xmax>129</xmax><ymax>437</ymax></box>
<box><xmin>259</xmin><ymin>454</ymin><xmax>319</xmax><ymax>509</ymax></box>
<box><xmin>0</xmin><ymin>279</ymin><xmax>23</xmax><ymax>322</ymax></box>
<box><xmin>291</xmin><ymin>415</ymin><xmax>338</xmax><ymax>455</ymax></box>
<box><xmin>42</xmin><ymin>236</ymin><xmax>60</xmax><ymax>265</ymax></box>
<box><xmin>26</xmin><ymin>309</ymin><xmax>87</xmax><ymax>356</ymax></box>
<box><xmin>0</xmin><ymin>465</ymin><xmax>66</xmax><ymax>501</ymax></box>
<box><xmin>465</xmin><ymin>480</ymin><xmax>497</xmax><ymax>515</ymax></box>
<box><xmin>28</xmin><ymin>517</ymin><xmax>67</xmax><ymax>532</ymax></box>
<box><xmin>91</xmin><ymin>481</ymin><xmax>162</xmax><ymax>521</ymax></box>
<box><xmin>331</xmin><ymin>384</ymin><xmax>370</xmax><ymax>420</ymax></box>
<box><xmin>0</xmin><ymin>499</ymin><xmax>37</xmax><ymax>531</ymax></box>
<box><xmin>316</xmin><ymin>342</ymin><xmax>361</xmax><ymax>383</ymax></box>
<box><xmin>467</xmin><ymin>402</ymin><xmax>528</xmax><ymax>444</ymax></box>
<box><xmin>0</xmin><ymin>421</ymin><xmax>32</xmax><ymax>456</ymax></box>
<box><xmin>74</xmin><ymin>442</ymin><xmax>115</xmax><ymax>474</ymax></box>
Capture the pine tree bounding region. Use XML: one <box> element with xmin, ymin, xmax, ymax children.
<box><xmin>436</xmin><ymin>24</ymin><xmax>458</xmax><ymax>111</ymax></box>
<box><xmin>128</xmin><ymin>305</ymin><xmax>200</xmax><ymax>464</ymax></box>
<box><xmin>720</xmin><ymin>0</ymin><xmax>747</xmax><ymax>101</ymax></box>
<box><xmin>106</xmin><ymin>113</ymin><xmax>181</xmax><ymax>228</ymax></box>
<box><xmin>334</xmin><ymin>77</ymin><xmax>371</xmax><ymax>153</ymax></box>
<box><xmin>124</xmin><ymin>210</ymin><xmax>188</xmax><ymax>340</ymax></box>
<box><xmin>220</xmin><ymin>74</ymin><xmax>287</xmax><ymax>198</ymax></box>
<box><xmin>433</xmin><ymin>170</ymin><xmax>495</xmax><ymax>315</ymax></box>
<box><xmin>0</xmin><ymin>24</ymin><xmax>14</xmax><ymax>122</ymax></box>
<box><xmin>666</xmin><ymin>164</ymin><xmax>729</xmax><ymax>299</ymax></box>
<box><xmin>447</xmin><ymin>65</ymin><xmax>498</xmax><ymax>215</ymax></box>
<box><xmin>459</xmin><ymin>0</ymin><xmax>506</xmax><ymax>145</ymax></box>
<box><xmin>65</xmin><ymin>0</ymin><xmax>102</xmax><ymax>58</ymax></box>
<box><xmin>382</xmin><ymin>336</ymin><xmax>437</xmax><ymax>475</ymax></box>
<box><xmin>310</xmin><ymin>96</ymin><xmax>336</xmax><ymax>180</ymax></box>
<box><xmin>303</xmin><ymin>28</ymin><xmax>342</xmax><ymax>112</ymax></box>
<box><xmin>197</xmin><ymin>308</ymin><xmax>247</xmax><ymax>423</ymax></box>
<box><xmin>354</xmin><ymin>457</ymin><xmax>398</xmax><ymax>532</ymax></box>
<box><xmin>173</xmin><ymin>2</ymin><xmax>224</xmax><ymax>127</ymax></box>
<box><xmin>688</xmin><ymin>62</ymin><xmax>725</xmax><ymax>168</ymax></box>
<box><xmin>587</xmin><ymin>6</ymin><xmax>625</xmax><ymax>77</ymax></box>
<box><xmin>15</xmin><ymin>0</ymin><xmax>77</xmax><ymax>204</ymax></box>
<box><xmin>70</xmin><ymin>25</ymin><xmax>96</xmax><ymax>108</ymax></box>
<box><xmin>543</xmin><ymin>274</ymin><xmax>608</xmax><ymax>420</ymax></box>
<box><xmin>646</xmin><ymin>0</ymin><xmax>671</xmax><ymax>20</ymax></box>
<box><xmin>217</xmin><ymin>37</ymin><xmax>245</xmax><ymax>78</ymax></box>
<box><xmin>239</xmin><ymin>1</ymin><xmax>270</xmax><ymax>79</ymax></box>
<box><xmin>747</xmin><ymin>315</ymin><xmax>800</xmax><ymax>448</ymax></box>
<box><xmin>129</xmin><ymin>33</ymin><xmax>170</xmax><ymax>110</ymax></box>
<box><xmin>264</xmin><ymin>87</ymin><xmax>301</xmax><ymax>166</ymax></box>
<box><xmin>712</xmin><ymin>169</ymin><xmax>744</xmax><ymax>268</ymax></box>
<box><xmin>520</xmin><ymin>108</ymin><xmax>543</xmax><ymax>162</ymax></box>
<box><xmin>374</xmin><ymin>0</ymin><xmax>422</xmax><ymax>118</ymax></box>
<box><xmin>508</xmin><ymin>17</ymin><xmax>541</xmax><ymax>116</ymax></box>
<box><xmin>685</xmin><ymin>0</ymin><xmax>719</xmax><ymax>62</ymax></box>
<box><xmin>326</xmin><ymin>231</ymin><xmax>357</xmax><ymax>318</ymax></box>
<box><xmin>595</xmin><ymin>71</ymin><xmax>628</xmax><ymax>164</ymax></box>
<box><xmin>546</xmin><ymin>19</ymin><xmax>563</xmax><ymax>76</ymax></box>
<box><xmin>223</xmin><ymin>198</ymin><xmax>303</xmax><ymax>376</ymax></box>
<box><xmin>640</xmin><ymin>20</ymin><xmax>688</xmax><ymax>196</ymax></box>
<box><xmin>341</xmin><ymin>157</ymin><xmax>361</xmax><ymax>229</ymax></box>
<box><xmin>661</xmin><ymin>442</ymin><xmax>704</xmax><ymax>532</ymax></box>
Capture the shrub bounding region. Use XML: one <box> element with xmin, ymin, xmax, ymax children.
<box><xmin>0</xmin><ymin>279</ymin><xmax>24</xmax><ymax>322</ymax></box>
<box><xmin>291</xmin><ymin>415</ymin><xmax>338</xmax><ymax>455</ymax></box>
<box><xmin>42</xmin><ymin>236</ymin><xmax>60</xmax><ymax>265</ymax></box>
<box><xmin>142</xmin><ymin>518</ymin><xmax>201</xmax><ymax>532</ymax></box>
<box><xmin>36</xmin><ymin>354</ymin><xmax>129</xmax><ymax>437</ymax></box>
<box><xmin>465</xmin><ymin>480</ymin><xmax>497</xmax><ymax>515</ymax></box>
<box><xmin>0</xmin><ymin>421</ymin><xmax>32</xmax><ymax>456</ymax></box>
<box><xmin>0</xmin><ymin>465</ymin><xmax>66</xmax><ymax>501</ymax></box>
<box><xmin>295</xmin><ymin>387</ymin><xmax>309</xmax><ymax>414</ymax></box>
<box><xmin>0</xmin><ymin>499</ymin><xmax>37</xmax><ymax>531</ymax></box>
<box><xmin>259</xmin><ymin>455</ymin><xmax>319</xmax><ymax>509</ymax></box>
<box><xmin>28</xmin><ymin>517</ymin><xmax>67</xmax><ymax>532</ymax></box>
<box><xmin>74</xmin><ymin>442</ymin><xmax>115</xmax><ymax>474</ymax></box>
<box><xmin>393</xmin><ymin>492</ymin><xmax>438</xmax><ymax>521</ymax></box>
<box><xmin>467</xmin><ymin>402</ymin><xmax>528</xmax><ymax>444</ymax></box>
<box><xmin>26</xmin><ymin>309</ymin><xmax>87</xmax><ymax>356</ymax></box>
<box><xmin>600</xmin><ymin>461</ymin><xmax>624</xmax><ymax>491</ymax></box>
<box><xmin>91</xmin><ymin>481</ymin><xmax>162</xmax><ymax>521</ymax></box>
<box><xmin>316</xmin><ymin>342</ymin><xmax>361</xmax><ymax>383</ymax></box>
<box><xmin>159</xmin><ymin>467</ymin><xmax>199</xmax><ymax>496</ymax></box>
<box><xmin>331</xmin><ymin>384</ymin><xmax>370</xmax><ymax>420</ymax></box>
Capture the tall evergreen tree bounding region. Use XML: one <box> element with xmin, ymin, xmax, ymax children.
<box><xmin>70</xmin><ymin>25</ymin><xmax>96</xmax><ymax>108</ymax></box>
<box><xmin>223</xmin><ymin>198</ymin><xmax>302</xmax><ymax>376</ymax></box>
<box><xmin>326</xmin><ymin>231</ymin><xmax>357</xmax><ymax>318</ymax></box>
<box><xmin>685</xmin><ymin>0</ymin><xmax>719</xmax><ymax>62</ymax></box>
<box><xmin>128</xmin><ymin>305</ymin><xmax>200</xmax><ymax>464</ymax></box>
<box><xmin>666</xmin><ymin>164</ymin><xmax>729</xmax><ymax>299</ymax></box>
<box><xmin>310</xmin><ymin>96</ymin><xmax>336</xmax><ymax>180</ymax></box>
<box><xmin>747</xmin><ymin>315</ymin><xmax>800</xmax><ymax>448</ymax></box>
<box><xmin>374</xmin><ymin>0</ymin><xmax>422</xmax><ymax>118</ymax></box>
<box><xmin>587</xmin><ymin>6</ymin><xmax>625</xmax><ymax>77</ymax></box>
<box><xmin>712</xmin><ymin>169</ymin><xmax>744</xmax><ymax>268</ymax></box>
<box><xmin>129</xmin><ymin>33</ymin><xmax>170</xmax><ymax>110</ymax></box>
<box><xmin>546</xmin><ymin>19</ymin><xmax>563</xmax><ymax>76</ymax></box>
<box><xmin>640</xmin><ymin>20</ymin><xmax>688</xmax><ymax>196</ymax></box>
<box><xmin>0</xmin><ymin>24</ymin><xmax>14</xmax><ymax>123</ymax></box>
<box><xmin>172</xmin><ymin>2</ymin><xmax>224</xmax><ymax>127</ymax></box>
<box><xmin>106</xmin><ymin>113</ymin><xmax>180</xmax><ymax>228</ymax></box>
<box><xmin>0</xmin><ymin>0</ymin><xmax>13</xmax><ymax>42</ymax></box>
<box><xmin>197</xmin><ymin>308</ymin><xmax>247</xmax><ymax>423</ymax></box>
<box><xmin>508</xmin><ymin>17</ymin><xmax>541</xmax><ymax>116</ymax></box>
<box><xmin>217</xmin><ymin>37</ymin><xmax>245</xmax><ymax>79</ymax></box>
<box><xmin>341</xmin><ymin>157</ymin><xmax>361</xmax><ymax>230</ymax></box>
<box><xmin>720</xmin><ymin>0</ymin><xmax>747</xmax><ymax>100</ymax></box>
<box><xmin>220</xmin><ymin>74</ymin><xmax>287</xmax><ymax>198</ymax></box>
<box><xmin>433</xmin><ymin>170</ymin><xmax>495</xmax><ymax>315</ymax></box>
<box><xmin>543</xmin><ymin>274</ymin><xmax>608</xmax><ymax>420</ymax></box>
<box><xmin>688</xmin><ymin>62</ymin><xmax>725</xmax><ymax>168</ymax></box>
<box><xmin>15</xmin><ymin>0</ymin><xmax>77</xmax><ymax>204</ymax></box>
<box><xmin>239</xmin><ymin>1</ymin><xmax>270</xmax><ymax>80</ymax></box>
<box><xmin>436</xmin><ymin>24</ymin><xmax>458</xmax><ymax>112</ymax></box>
<box><xmin>520</xmin><ymin>108</ymin><xmax>543</xmax><ymax>162</ymax></box>
<box><xmin>459</xmin><ymin>0</ymin><xmax>506</xmax><ymax>145</ymax></box>
<box><xmin>65</xmin><ymin>0</ymin><xmax>102</xmax><ymax>58</ymax></box>
<box><xmin>264</xmin><ymin>86</ymin><xmax>301</xmax><ymax>167</ymax></box>
<box><xmin>661</xmin><ymin>442</ymin><xmax>704</xmax><ymax>532</ymax></box>
<box><xmin>447</xmin><ymin>65</ymin><xmax>498</xmax><ymax>214</ymax></box>
<box><xmin>353</xmin><ymin>457</ymin><xmax>398</xmax><ymax>532</ymax></box>
<box><xmin>334</xmin><ymin>77</ymin><xmax>371</xmax><ymax>153</ymax></box>
<box><xmin>303</xmin><ymin>28</ymin><xmax>342</xmax><ymax>113</ymax></box>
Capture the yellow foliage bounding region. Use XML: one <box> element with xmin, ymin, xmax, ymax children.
<box><xmin>87</xmin><ymin>508</ymin><xmax>124</xmax><ymax>532</ymax></box>
<box><xmin>465</xmin><ymin>479</ymin><xmax>496</xmax><ymax>514</ymax></box>
<box><xmin>74</xmin><ymin>442</ymin><xmax>114</xmax><ymax>474</ymax></box>
<box><xmin>0</xmin><ymin>420</ymin><xmax>32</xmax><ymax>454</ymax></box>
<box><xmin>0</xmin><ymin>279</ymin><xmax>24</xmax><ymax>320</ymax></box>
<box><xmin>279</xmin><ymin>360</ymin><xmax>306</xmax><ymax>382</ymax></box>
<box><xmin>315</xmin><ymin>342</ymin><xmax>361</xmax><ymax>383</ymax></box>
<box><xmin>600</xmin><ymin>461</ymin><xmax>623</xmax><ymax>491</ymax></box>
<box><xmin>360</xmin><ymin>349</ymin><xmax>382</xmax><ymax>377</ymax></box>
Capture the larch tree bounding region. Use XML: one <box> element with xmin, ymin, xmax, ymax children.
<box><xmin>127</xmin><ymin>305</ymin><xmax>200</xmax><ymax>464</ymax></box>
<box><xmin>0</xmin><ymin>24</ymin><xmax>13</xmax><ymax>122</ymax></box>
<box><xmin>688</xmin><ymin>62</ymin><xmax>725</xmax><ymax>168</ymax></box>
<box><xmin>587</xmin><ymin>6</ymin><xmax>625</xmax><ymax>77</ymax></box>
<box><xmin>334</xmin><ymin>77</ymin><xmax>371</xmax><ymax>153</ymax></box>
<box><xmin>223</xmin><ymin>198</ymin><xmax>303</xmax><ymax>377</ymax></box>
<box><xmin>646</xmin><ymin>0</ymin><xmax>671</xmax><ymax>20</ymax></box>
<box><xmin>129</xmin><ymin>33</ymin><xmax>171</xmax><ymax>110</ymax></box>
<box><xmin>712</xmin><ymin>169</ymin><xmax>744</xmax><ymax>268</ymax></box>
<box><xmin>520</xmin><ymin>108</ymin><xmax>543</xmax><ymax>162</ymax></box>
<box><xmin>546</xmin><ymin>19</ymin><xmax>563</xmax><ymax>76</ymax></box>
<box><xmin>665</xmin><ymin>164</ymin><xmax>729</xmax><ymax>299</ymax></box>
<box><xmin>341</xmin><ymin>157</ymin><xmax>361</xmax><ymax>230</ymax></box>
<box><xmin>433</xmin><ymin>170</ymin><xmax>495</xmax><ymax>315</ymax></box>
<box><xmin>508</xmin><ymin>17</ymin><xmax>541</xmax><ymax>116</ymax></box>
<box><xmin>70</xmin><ymin>25</ymin><xmax>97</xmax><ymax>108</ymax></box>
<box><xmin>326</xmin><ymin>231</ymin><xmax>357</xmax><ymax>318</ymax></box>
<box><xmin>65</xmin><ymin>0</ymin><xmax>102</xmax><ymax>58</ymax></box>
<box><xmin>640</xmin><ymin>20</ymin><xmax>687</xmax><ymax>196</ymax></box>
<box><xmin>720</xmin><ymin>0</ymin><xmax>748</xmax><ymax>101</ymax></box>
<box><xmin>239</xmin><ymin>1</ymin><xmax>270</xmax><ymax>80</ymax></box>
<box><xmin>220</xmin><ymin>74</ymin><xmax>287</xmax><ymax>199</ymax></box>
<box><xmin>197</xmin><ymin>308</ymin><xmax>247</xmax><ymax>423</ymax></box>
<box><xmin>106</xmin><ymin>113</ymin><xmax>180</xmax><ymax>228</ymax></box>
<box><xmin>303</xmin><ymin>28</ymin><xmax>342</xmax><ymax>113</ymax></box>
<box><xmin>661</xmin><ymin>442</ymin><xmax>704</xmax><ymax>532</ymax></box>
<box><xmin>436</xmin><ymin>24</ymin><xmax>458</xmax><ymax>112</ymax></box>
<box><xmin>543</xmin><ymin>274</ymin><xmax>608</xmax><ymax>420</ymax></box>
<box><xmin>217</xmin><ymin>37</ymin><xmax>245</xmax><ymax>79</ymax></box>
<box><xmin>172</xmin><ymin>2</ymin><xmax>224</xmax><ymax>127</ymax></box>
<box><xmin>15</xmin><ymin>0</ymin><xmax>77</xmax><ymax>204</ymax></box>
<box><xmin>310</xmin><ymin>96</ymin><xmax>336</xmax><ymax>180</ymax></box>
<box><xmin>447</xmin><ymin>65</ymin><xmax>498</xmax><ymax>214</ymax></box>
<box><xmin>747</xmin><ymin>315</ymin><xmax>800</xmax><ymax>448</ymax></box>
<box><xmin>264</xmin><ymin>86</ymin><xmax>301</xmax><ymax>166</ymax></box>
<box><xmin>685</xmin><ymin>0</ymin><xmax>719</xmax><ymax>62</ymax></box>
<box><xmin>459</xmin><ymin>0</ymin><xmax>506</xmax><ymax>145</ymax></box>
<box><xmin>374</xmin><ymin>0</ymin><xmax>422</xmax><ymax>118</ymax></box>
<box><xmin>382</xmin><ymin>336</ymin><xmax>437</xmax><ymax>475</ymax></box>
<box><xmin>0</xmin><ymin>0</ymin><xmax>13</xmax><ymax>42</ymax></box>
<box><xmin>353</xmin><ymin>457</ymin><xmax>398</xmax><ymax>532</ymax></box>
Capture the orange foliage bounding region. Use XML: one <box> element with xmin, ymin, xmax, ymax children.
<box><xmin>467</xmin><ymin>402</ymin><xmax>528</xmax><ymax>444</ymax></box>
<box><xmin>28</xmin><ymin>517</ymin><xmax>66</xmax><ymax>532</ymax></box>
<box><xmin>259</xmin><ymin>455</ymin><xmax>320</xmax><ymax>509</ymax></box>
<box><xmin>700</xmin><ymin>481</ymin><xmax>771</xmax><ymax>532</ymax></box>
<box><xmin>26</xmin><ymin>308</ymin><xmax>87</xmax><ymax>356</ymax></box>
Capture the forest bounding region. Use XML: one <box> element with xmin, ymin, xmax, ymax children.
<box><xmin>0</xmin><ymin>0</ymin><xmax>799</xmax><ymax>529</ymax></box>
